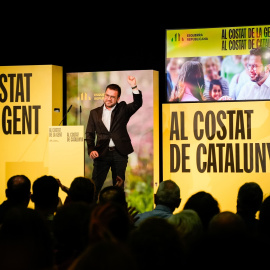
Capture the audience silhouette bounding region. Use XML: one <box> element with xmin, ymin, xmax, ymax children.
<box><xmin>63</xmin><ymin>176</ymin><xmax>96</xmax><ymax>205</ymax></box>
<box><xmin>69</xmin><ymin>241</ymin><xmax>138</xmax><ymax>270</ymax></box>
<box><xmin>183</xmin><ymin>191</ymin><xmax>220</xmax><ymax>231</ymax></box>
<box><xmin>0</xmin><ymin>207</ymin><xmax>54</xmax><ymax>270</ymax></box>
<box><xmin>191</xmin><ymin>210</ymin><xmax>262</xmax><ymax>269</ymax></box>
<box><xmin>128</xmin><ymin>217</ymin><xmax>184</xmax><ymax>270</ymax></box>
<box><xmin>0</xmin><ymin>174</ymin><xmax>269</xmax><ymax>269</ymax></box>
<box><xmin>168</xmin><ymin>209</ymin><xmax>204</xmax><ymax>254</ymax></box>
<box><xmin>259</xmin><ymin>195</ymin><xmax>270</xmax><ymax>241</ymax></box>
<box><xmin>236</xmin><ymin>182</ymin><xmax>263</xmax><ymax>236</ymax></box>
<box><xmin>98</xmin><ymin>184</ymin><xmax>139</xmax><ymax>226</ymax></box>
<box><xmin>31</xmin><ymin>175</ymin><xmax>60</xmax><ymax>233</ymax></box>
<box><xmin>134</xmin><ymin>179</ymin><xmax>181</xmax><ymax>226</ymax></box>
<box><xmin>89</xmin><ymin>201</ymin><xmax>131</xmax><ymax>245</ymax></box>
<box><xmin>98</xmin><ymin>185</ymin><xmax>127</xmax><ymax>206</ymax></box>
<box><xmin>0</xmin><ymin>174</ymin><xmax>31</xmax><ymax>224</ymax></box>
<box><xmin>53</xmin><ymin>202</ymin><xmax>94</xmax><ymax>270</ymax></box>
<box><xmin>208</xmin><ymin>211</ymin><xmax>247</xmax><ymax>237</ymax></box>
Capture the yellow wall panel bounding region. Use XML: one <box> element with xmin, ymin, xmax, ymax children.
<box><xmin>0</xmin><ymin>65</ymin><xmax>63</xmax><ymax>205</ymax></box>
<box><xmin>163</xmin><ymin>102</ymin><xmax>270</xmax><ymax>212</ymax></box>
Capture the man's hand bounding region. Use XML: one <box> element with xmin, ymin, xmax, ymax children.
<box><xmin>56</xmin><ymin>178</ymin><xmax>69</xmax><ymax>194</ymax></box>
<box><xmin>115</xmin><ymin>175</ymin><xmax>124</xmax><ymax>189</ymax></box>
<box><xmin>128</xmin><ymin>206</ymin><xmax>140</xmax><ymax>225</ymax></box>
<box><xmin>127</xmin><ymin>76</ymin><xmax>137</xmax><ymax>87</ymax></box>
<box><xmin>90</xmin><ymin>150</ymin><xmax>99</xmax><ymax>159</ymax></box>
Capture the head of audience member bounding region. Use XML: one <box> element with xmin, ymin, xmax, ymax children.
<box><xmin>98</xmin><ymin>185</ymin><xmax>127</xmax><ymax>207</ymax></box>
<box><xmin>208</xmin><ymin>211</ymin><xmax>247</xmax><ymax>238</ymax></box>
<box><xmin>65</xmin><ymin>176</ymin><xmax>96</xmax><ymax>205</ymax></box>
<box><xmin>247</xmin><ymin>47</ymin><xmax>270</xmax><ymax>84</ymax></box>
<box><xmin>168</xmin><ymin>209</ymin><xmax>203</xmax><ymax>253</ymax></box>
<box><xmin>236</xmin><ymin>182</ymin><xmax>263</xmax><ymax>218</ymax></box>
<box><xmin>183</xmin><ymin>191</ymin><xmax>220</xmax><ymax>231</ymax></box>
<box><xmin>128</xmin><ymin>217</ymin><xmax>184</xmax><ymax>270</ymax></box>
<box><xmin>0</xmin><ymin>207</ymin><xmax>54</xmax><ymax>270</ymax></box>
<box><xmin>154</xmin><ymin>180</ymin><xmax>181</xmax><ymax>212</ymax></box>
<box><xmin>99</xmin><ymin>185</ymin><xmax>140</xmax><ymax>227</ymax></box>
<box><xmin>89</xmin><ymin>201</ymin><xmax>131</xmax><ymax>245</ymax></box>
<box><xmin>31</xmin><ymin>175</ymin><xmax>59</xmax><ymax>216</ymax></box>
<box><xmin>201</xmin><ymin>56</ymin><xmax>221</xmax><ymax>81</ymax></box>
<box><xmin>5</xmin><ymin>174</ymin><xmax>31</xmax><ymax>208</ymax></box>
<box><xmin>209</xmin><ymin>79</ymin><xmax>223</xmax><ymax>100</ymax></box>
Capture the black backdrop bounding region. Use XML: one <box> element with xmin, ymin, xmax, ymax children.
<box><xmin>1</xmin><ymin>5</ymin><xmax>267</xmax><ymax>182</ymax></box>
<box><xmin>2</xmin><ymin>5</ymin><xmax>264</xmax><ymax>104</ymax></box>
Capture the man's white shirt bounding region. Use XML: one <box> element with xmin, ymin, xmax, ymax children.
<box><xmin>237</xmin><ymin>75</ymin><xmax>270</xmax><ymax>100</ymax></box>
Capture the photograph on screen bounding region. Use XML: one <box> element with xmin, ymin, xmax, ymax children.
<box><xmin>166</xmin><ymin>25</ymin><xmax>270</xmax><ymax>103</ymax></box>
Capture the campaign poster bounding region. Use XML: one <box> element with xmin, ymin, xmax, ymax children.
<box><xmin>165</xmin><ymin>25</ymin><xmax>270</xmax><ymax>212</ymax></box>
<box><xmin>66</xmin><ymin>70</ymin><xmax>159</xmax><ymax>212</ymax></box>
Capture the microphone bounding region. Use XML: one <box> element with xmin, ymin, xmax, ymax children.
<box><xmin>67</xmin><ymin>105</ymin><xmax>72</xmax><ymax>112</ymax></box>
<box><xmin>79</xmin><ymin>105</ymin><xmax>82</xmax><ymax>125</ymax></box>
<box><xmin>58</xmin><ymin>105</ymin><xmax>72</xmax><ymax>126</ymax></box>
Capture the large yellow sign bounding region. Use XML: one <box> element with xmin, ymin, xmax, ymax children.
<box><xmin>0</xmin><ymin>65</ymin><xmax>63</xmax><ymax>205</ymax></box>
<box><xmin>165</xmin><ymin>24</ymin><xmax>270</xmax><ymax>212</ymax></box>
<box><xmin>163</xmin><ymin>101</ymin><xmax>270</xmax><ymax>212</ymax></box>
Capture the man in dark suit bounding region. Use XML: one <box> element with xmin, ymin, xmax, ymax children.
<box><xmin>86</xmin><ymin>76</ymin><xmax>142</xmax><ymax>200</ymax></box>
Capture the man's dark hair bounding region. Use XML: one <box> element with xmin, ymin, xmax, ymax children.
<box><xmin>98</xmin><ymin>185</ymin><xmax>127</xmax><ymax>207</ymax></box>
<box><xmin>155</xmin><ymin>180</ymin><xmax>181</xmax><ymax>210</ymax></box>
<box><xmin>237</xmin><ymin>182</ymin><xmax>263</xmax><ymax>214</ymax></box>
<box><xmin>106</xmin><ymin>84</ymin><xmax>121</xmax><ymax>98</ymax></box>
<box><xmin>6</xmin><ymin>175</ymin><xmax>31</xmax><ymax>203</ymax></box>
<box><xmin>68</xmin><ymin>177</ymin><xmax>96</xmax><ymax>204</ymax></box>
<box><xmin>184</xmin><ymin>191</ymin><xmax>220</xmax><ymax>231</ymax></box>
<box><xmin>250</xmin><ymin>47</ymin><xmax>270</xmax><ymax>66</ymax></box>
<box><xmin>31</xmin><ymin>175</ymin><xmax>59</xmax><ymax>208</ymax></box>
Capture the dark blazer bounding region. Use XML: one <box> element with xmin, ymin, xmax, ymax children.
<box><xmin>86</xmin><ymin>91</ymin><xmax>142</xmax><ymax>157</ymax></box>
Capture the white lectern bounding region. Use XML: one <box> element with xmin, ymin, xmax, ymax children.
<box><xmin>48</xmin><ymin>125</ymin><xmax>85</xmax><ymax>203</ymax></box>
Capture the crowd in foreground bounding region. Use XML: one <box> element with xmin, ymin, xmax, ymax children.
<box><xmin>0</xmin><ymin>174</ymin><xmax>270</xmax><ymax>270</ymax></box>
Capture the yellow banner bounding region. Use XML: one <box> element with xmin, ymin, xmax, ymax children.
<box><xmin>0</xmin><ymin>65</ymin><xmax>63</xmax><ymax>206</ymax></box>
<box><xmin>163</xmin><ymin>102</ymin><xmax>270</xmax><ymax>212</ymax></box>
<box><xmin>167</xmin><ymin>25</ymin><xmax>270</xmax><ymax>57</ymax></box>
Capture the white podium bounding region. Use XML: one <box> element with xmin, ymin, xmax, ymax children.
<box><xmin>48</xmin><ymin>125</ymin><xmax>85</xmax><ymax>203</ymax></box>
